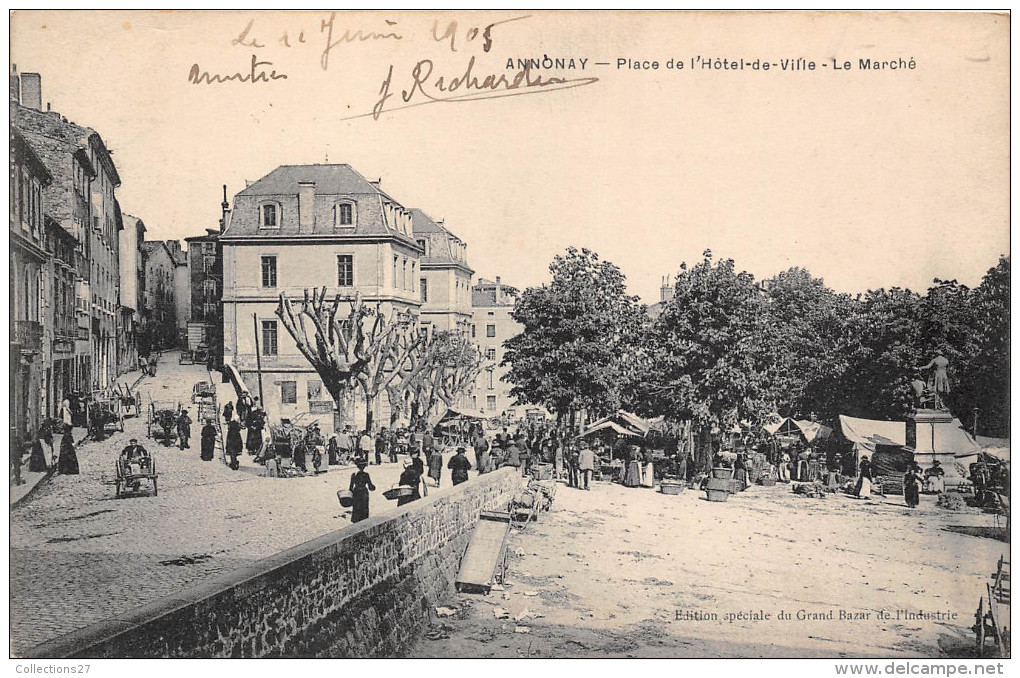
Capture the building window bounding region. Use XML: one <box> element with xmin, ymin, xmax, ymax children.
<box><xmin>402</xmin><ymin>258</ymin><xmax>407</xmax><ymax>290</ymax></box>
<box><xmin>486</xmin><ymin>395</ymin><xmax>496</xmax><ymax>412</ymax></box>
<box><xmin>261</xmin><ymin>255</ymin><xmax>277</xmax><ymax>288</ymax></box>
<box><xmin>260</xmin><ymin>203</ymin><xmax>279</xmax><ymax>228</ymax></box>
<box><xmin>307</xmin><ymin>379</ymin><xmax>322</xmax><ymax>401</ymax></box>
<box><xmin>471</xmin><ymin>324</ymin><xmax>476</xmax><ymax>338</ymax></box>
<box><xmin>281</xmin><ymin>380</ymin><xmax>297</xmax><ymax>404</ymax></box>
<box><xmin>338</xmin><ymin>203</ymin><xmax>353</xmax><ymax>226</ymax></box>
<box><xmin>261</xmin><ymin>320</ymin><xmax>278</xmax><ymax>356</ymax></box>
<box><xmin>472</xmin><ymin>395</ymin><xmax>477</xmax><ymax>409</ymax></box>
<box><xmin>393</xmin><ymin>255</ymin><xmax>398</xmax><ymax>287</ymax></box>
<box><xmin>420</xmin><ymin>277</ymin><xmax>428</xmax><ymax>302</ymax></box>
<box><xmin>487</xmin><ymin>370</ymin><xmax>494</xmax><ymax>390</ymax></box>
<box><xmin>486</xmin><ymin>348</ymin><xmax>497</xmax><ymax>361</ymax></box>
<box><xmin>337</xmin><ymin>255</ymin><xmax>354</xmax><ymax>286</ymax></box>
<box><xmin>486</xmin><ymin>324</ymin><xmax>496</xmax><ymax>338</ymax></box>
<box><xmin>417</xmin><ymin>238</ymin><xmax>429</xmax><ymax>257</ymax></box>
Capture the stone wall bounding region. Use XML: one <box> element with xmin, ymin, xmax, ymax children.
<box><xmin>25</xmin><ymin>468</ymin><xmax>522</xmax><ymax>658</ymax></box>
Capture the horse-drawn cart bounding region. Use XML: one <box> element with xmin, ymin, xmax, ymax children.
<box><xmin>113</xmin><ymin>383</ymin><xmax>141</xmax><ymax>418</ymax></box>
<box><xmin>116</xmin><ymin>448</ymin><xmax>158</xmax><ymax>498</ymax></box>
<box><xmin>88</xmin><ymin>391</ymin><xmax>125</xmax><ymax>439</ymax></box>
<box><xmin>148</xmin><ymin>399</ymin><xmax>182</xmax><ymax>445</ymax></box>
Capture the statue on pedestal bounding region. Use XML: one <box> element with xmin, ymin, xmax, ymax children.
<box><xmin>917</xmin><ymin>354</ymin><xmax>950</xmax><ymax>410</ymax></box>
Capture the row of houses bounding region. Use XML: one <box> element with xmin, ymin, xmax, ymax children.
<box><xmin>204</xmin><ymin>163</ymin><xmax>525</xmax><ymax>430</ymax></box>
<box><xmin>9</xmin><ymin>68</ymin><xmax>185</xmax><ymax>444</ymax></box>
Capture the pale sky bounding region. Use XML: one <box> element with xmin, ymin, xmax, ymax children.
<box><xmin>10</xmin><ymin>11</ymin><xmax>1010</xmax><ymax>303</ymax></box>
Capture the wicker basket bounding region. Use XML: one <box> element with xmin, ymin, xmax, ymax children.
<box><xmin>705</xmin><ymin>488</ymin><xmax>730</xmax><ymax>502</ymax></box>
<box><xmin>660</xmin><ymin>480</ymin><xmax>685</xmax><ymax>495</ymax></box>
<box><xmin>758</xmin><ymin>477</ymin><xmax>776</xmax><ymax>487</ymax></box>
<box><xmin>712</xmin><ymin>467</ymin><xmax>732</xmax><ymax>479</ymax></box>
<box><xmin>337</xmin><ymin>490</ymin><xmax>354</xmax><ymax>507</ymax></box>
<box><xmin>383</xmin><ymin>485</ymin><xmax>414</xmax><ymax>501</ymax></box>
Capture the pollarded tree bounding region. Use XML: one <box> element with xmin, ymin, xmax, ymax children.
<box><xmin>502</xmin><ymin>247</ymin><xmax>647</xmax><ymax>427</ymax></box>
<box><xmin>388</xmin><ymin>330</ymin><xmax>484</xmax><ymax>427</ymax></box>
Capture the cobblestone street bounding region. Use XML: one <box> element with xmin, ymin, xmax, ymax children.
<box><xmin>9</xmin><ymin>352</ymin><xmax>419</xmax><ymax>655</ymax></box>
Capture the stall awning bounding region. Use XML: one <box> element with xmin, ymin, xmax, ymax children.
<box><xmin>838</xmin><ymin>415</ymin><xmax>906</xmax><ymax>453</ymax></box>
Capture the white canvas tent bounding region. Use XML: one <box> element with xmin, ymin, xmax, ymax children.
<box><xmin>764</xmin><ymin>417</ymin><xmax>834</xmax><ymax>444</ymax></box>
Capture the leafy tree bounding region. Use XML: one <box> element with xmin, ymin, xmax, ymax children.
<box><xmin>959</xmin><ymin>256</ymin><xmax>1010</xmax><ymax>435</ymax></box>
<box><xmin>502</xmin><ymin>247</ymin><xmax>647</xmax><ymax>425</ymax></box>
<box><xmin>639</xmin><ymin>251</ymin><xmax>773</xmax><ymax>462</ymax></box>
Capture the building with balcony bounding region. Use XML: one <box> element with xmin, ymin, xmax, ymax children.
<box><xmin>141</xmin><ymin>240</ymin><xmax>178</xmax><ymax>353</ymax></box>
<box><xmin>12</xmin><ymin>69</ymin><xmax>123</xmax><ymax>390</ymax></box>
<box><xmin>185</xmin><ymin>228</ymin><xmax>224</xmax><ymax>370</ymax></box>
<box><xmin>220</xmin><ymin>163</ymin><xmax>423</xmax><ymax>429</ymax></box>
<box><xmin>10</xmin><ymin>128</ymin><xmax>51</xmax><ymax>442</ymax></box>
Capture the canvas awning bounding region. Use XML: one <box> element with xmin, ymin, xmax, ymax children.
<box><xmin>764</xmin><ymin>416</ymin><xmax>833</xmax><ymax>443</ymax></box>
<box><xmin>838</xmin><ymin>415</ymin><xmax>906</xmax><ymax>453</ymax></box>
<box><xmin>577</xmin><ymin>410</ymin><xmax>661</xmax><ymax>439</ymax></box>
<box><xmin>438</xmin><ymin>407</ymin><xmax>487</xmax><ymax>423</ymax></box>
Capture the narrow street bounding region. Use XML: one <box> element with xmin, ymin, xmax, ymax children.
<box><xmin>9</xmin><ymin>352</ymin><xmax>412</xmax><ymax>655</ymax></box>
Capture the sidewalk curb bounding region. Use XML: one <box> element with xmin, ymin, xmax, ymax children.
<box><xmin>11</xmin><ymin>466</ymin><xmax>56</xmax><ymax>508</ymax></box>
<box><xmin>12</xmin><ymin>371</ymin><xmax>149</xmax><ymax>509</ymax></box>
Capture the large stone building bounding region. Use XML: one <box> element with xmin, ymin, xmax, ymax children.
<box><xmin>185</xmin><ymin>228</ymin><xmax>225</xmax><ymax>369</ymax></box>
<box><xmin>469</xmin><ymin>277</ymin><xmax>522</xmax><ymax>417</ymax></box>
<box><xmin>10</xmin><ymin>129</ymin><xmax>53</xmax><ymax>443</ymax></box>
<box><xmin>410</xmin><ymin>209</ymin><xmax>473</xmax><ymax>335</ymax></box>
<box><xmin>118</xmin><ymin>213</ymin><xmax>146</xmax><ymax>373</ymax></box>
<box><xmin>166</xmin><ymin>240</ymin><xmax>191</xmax><ymax>344</ymax></box>
<box><xmin>220</xmin><ymin>164</ymin><xmax>422</xmax><ymax>428</ymax></box>
<box><xmin>140</xmin><ymin>241</ymin><xmax>177</xmax><ymax>352</ymax></box>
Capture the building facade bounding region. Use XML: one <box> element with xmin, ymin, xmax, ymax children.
<box><xmin>10</xmin><ymin>129</ymin><xmax>53</xmax><ymax>442</ymax></box>
<box><xmin>410</xmin><ymin>209</ymin><xmax>474</xmax><ymax>335</ymax></box>
<box><xmin>12</xmin><ymin>71</ymin><xmax>123</xmax><ymax>390</ymax></box>
<box><xmin>469</xmin><ymin>277</ymin><xmax>522</xmax><ymax>417</ymax></box>
<box><xmin>141</xmin><ymin>241</ymin><xmax>177</xmax><ymax>353</ymax></box>
<box><xmin>118</xmin><ymin>213</ymin><xmax>145</xmax><ymax>374</ymax></box>
<box><xmin>185</xmin><ymin>229</ymin><xmax>224</xmax><ymax>369</ymax></box>
<box><xmin>220</xmin><ymin>164</ymin><xmax>423</xmax><ymax>429</ymax></box>
<box><xmin>166</xmin><ymin>240</ymin><xmax>190</xmax><ymax>344</ymax></box>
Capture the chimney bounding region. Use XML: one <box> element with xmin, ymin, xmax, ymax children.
<box><xmin>20</xmin><ymin>72</ymin><xmax>42</xmax><ymax>110</ymax></box>
<box><xmin>298</xmin><ymin>182</ymin><xmax>315</xmax><ymax>231</ymax></box>
<box><xmin>495</xmin><ymin>276</ymin><xmax>502</xmax><ymax>304</ymax></box>
<box><xmin>219</xmin><ymin>184</ymin><xmax>229</xmax><ymax>232</ymax></box>
<box><xmin>9</xmin><ymin>64</ymin><xmax>19</xmax><ymax>103</ymax></box>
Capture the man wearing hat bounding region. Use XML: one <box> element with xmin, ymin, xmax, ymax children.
<box><xmin>177</xmin><ymin>409</ymin><xmax>193</xmax><ymax>450</ymax></box>
<box><xmin>447</xmin><ymin>446</ymin><xmax>473</xmax><ymax>486</ymax></box>
<box><xmin>349</xmin><ymin>460</ymin><xmax>376</xmax><ymax>523</ymax></box>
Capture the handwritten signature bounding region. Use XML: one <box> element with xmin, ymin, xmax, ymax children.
<box><xmin>353</xmin><ymin>56</ymin><xmax>599</xmax><ymax>121</ymax></box>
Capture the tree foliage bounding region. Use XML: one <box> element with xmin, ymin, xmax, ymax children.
<box><xmin>502</xmin><ymin>247</ymin><xmax>647</xmax><ymax>419</ymax></box>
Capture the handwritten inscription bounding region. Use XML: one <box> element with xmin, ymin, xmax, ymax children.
<box><xmin>366</xmin><ymin>56</ymin><xmax>598</xmax><ymax>120</ymax></box>
<box><xmin>188</xmin><ymin>55</ymin><xmax>288</xmax><ymax>85</ymax></box>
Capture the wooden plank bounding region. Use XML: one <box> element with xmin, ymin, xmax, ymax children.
<box><xmin>456</xmin><ymin>512</ymin><xmax>511</xmax><ymax>593</ymax></box>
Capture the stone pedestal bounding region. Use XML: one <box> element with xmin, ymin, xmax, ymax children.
<box><xmin>907</xmin><ymin>408</ymin><xmax>953</xmax><ymax>452</ymax></box>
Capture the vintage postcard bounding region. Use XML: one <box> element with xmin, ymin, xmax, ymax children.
<box><xmin>8</xmin><ymin>10</ymin><xmax>1010</xmax><ymax>666</ymax></box>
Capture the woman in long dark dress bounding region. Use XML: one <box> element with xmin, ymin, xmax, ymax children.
<box><xmin>904</xmin><ymin>463</ymin><xmax>923</xmax><ymax>508</ymax></box>
<box><xmin>200</xmin><ymin>421</ymin><xmax>217</xmax><ymax>461</ymax></box>
<box><xmin>350</xmin><ymin>461</ymin><xmax>376</xmax><ymax>522</ymax></box>
<box><xmin>623</xmin><ymin>445</ymin><xmax>643</xmax><ymax>487</ymax></box>
<box><xmin>226</xmin><ymin>420</ymin><xmax>243</xmax><ymax>470</ymax></box>
<box><xmin>855</xmin><ymin>455</ymin><xmax>873</xmax><ymax>499</ymax></box>
<box><xmin>28</xmin><ymin>436</ymin><xmax>49</xmax><ymax>473</ymax></box>
<box><xmin>57</xmin><ymin>434</ymin><xmax>79</xmax><ymax>475</ymax></box>
<box><xmin>427</xmin><ymin>447</ymin><xmax>444</xmax><ymax>487</ymax></box>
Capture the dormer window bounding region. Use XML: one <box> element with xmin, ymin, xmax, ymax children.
<box><xmin>417</xmin><ymin>238</ymin><xmax>429</xmax><ymax>257</ymax></box>
<box><xmin>334</xmin><ymin>200</ymin><xmax>356</xmax><ymax>228</ymax></box>
<box><xmin>259</xmin><ymin>202</ymin><xmax>280</xmax><ymax>229</ymax></box>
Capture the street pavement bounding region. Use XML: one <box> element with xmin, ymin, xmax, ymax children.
<box><xmin>9</xmin><ymin>351</ymin><xmax>447</xmax><ymax>656</ymax></box>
